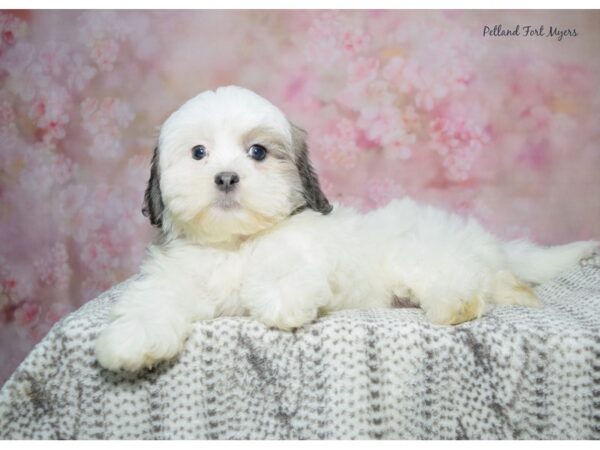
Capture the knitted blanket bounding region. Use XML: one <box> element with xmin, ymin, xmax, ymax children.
<box><xmin>1</xmin><ymin>252</ymin><xmax>599</xmax><ymax>439</ymax></box>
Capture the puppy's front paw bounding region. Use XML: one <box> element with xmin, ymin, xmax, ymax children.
<box><xmin>95</xmin><ymin>317</ymin><xmax>187</xmax><ymax>372</ymax></box>
<box><xmin>249</xmin><ymin>283</ymin><xmax>320</xmax><ymax>331</ymax></box>
<box><xmin>257</xmin><ymin>299</ymin><xmax>319</xmax><ymax>331</ymax></box>
<box><xmin>243</xmin><ymin>271</ymin><xmax>330</xmax><ymax>331</ymax></box>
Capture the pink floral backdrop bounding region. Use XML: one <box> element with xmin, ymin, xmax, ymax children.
<box><xmin>1</xmin><ymin>10</ymin><xmax>599</xmax><ymax>386</ymax></box>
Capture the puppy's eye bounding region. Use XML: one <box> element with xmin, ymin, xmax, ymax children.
<box><xmin>191</xmin><ymin>145</ymin><xmax>206</xmax><ymax>160</ymax></box>
<box><xmin>247</xmin><ymin>144</ymin><xmax>267</xmax><ymax>161</ymax></box>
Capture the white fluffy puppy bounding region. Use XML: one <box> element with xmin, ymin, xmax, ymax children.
<box><xmin>95</xmin><ymin>86</ymin><xmax>598</xmax><ymax>372</ymax></box>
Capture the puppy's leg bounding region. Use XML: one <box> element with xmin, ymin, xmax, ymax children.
<box><xmin>376</xmin><ymin>203</ymin><xmax>502</xmax><ymax>325</ymax></box>
<box><xmin>95</xmin><ymin>252</ymin><xmax>216</xmax><ymax>372</ymax></box>
<box><xmin>241</xmin><ymin>233</ymin><xmax>333</xmax><ymax>330</ymax></box>
<box><xmin>392</xmin><ymin>265</ymin><xmax>489</xmax><ymax>326</ymax></box>
<box><xmin>241</xmin><ymin>265</ymin><xmax>332</xmax><ymax>330</ymax></box>
<box><xmin>391</xmin><ymin>258</ymin><xmax>541</xmax><ymax>324</ymax></box>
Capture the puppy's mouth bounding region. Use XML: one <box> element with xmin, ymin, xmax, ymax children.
<box><xmin>212</xmin><ymin>194</ymin><xmax>241</xmax><ymax>210</ymax></box>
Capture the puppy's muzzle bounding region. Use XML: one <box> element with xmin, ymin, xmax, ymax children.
<box><xmin>214</xmin><ymin>171</ymin><xmax>240</xmax><ymax>193</ymax></box>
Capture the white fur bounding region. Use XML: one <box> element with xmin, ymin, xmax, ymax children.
<box><xmin>95</xmin><ymin>86</ymin><xmax>598</xmax><ymax>372</ymax></box>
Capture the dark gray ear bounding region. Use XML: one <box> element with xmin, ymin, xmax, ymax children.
<box><xmin>142</xmin><ymin>146</ymin><xmax>164</xmax><ymax>227</ymax></box>
<box><xmin>291</xmin><ymin>124</ymin><xmax>333</xmax><ymax>215</ymax></box>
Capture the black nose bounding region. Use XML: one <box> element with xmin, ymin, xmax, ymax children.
<box><xmin>214</xmin><ymin>171</ymin><xmax>240</xmax><ymax>192</ymax></box>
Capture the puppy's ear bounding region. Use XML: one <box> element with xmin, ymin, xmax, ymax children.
<box><xmin>291</xmin><ymin>124</ymin><xmax>333</xmax><ymax>215</ymax></box>
<box><xmin>142</xmin><ymin>146</ymin><xmax>164</xmax><ymax>227</ymax></box>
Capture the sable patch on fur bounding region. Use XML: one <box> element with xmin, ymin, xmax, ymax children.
<box><xmin>142</xmin><ymin>146</ymin><xmax>164</xmax><ymax>228</ymax></box>
<box><xmin>290</xmin><ymin>124</ymin><xmax>333</xmax><ymax>215</ymax></box>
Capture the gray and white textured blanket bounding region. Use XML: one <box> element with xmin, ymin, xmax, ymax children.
<box><xmin>1</xmin><ymin>253</ymin><xmax>600</xmax><ymax>439</ymax></box>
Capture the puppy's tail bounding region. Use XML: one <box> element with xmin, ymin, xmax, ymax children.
<box><xmin>503</xmin><ymin>239</ymin><xmax>598</xmax><ymax>284</ymax></box>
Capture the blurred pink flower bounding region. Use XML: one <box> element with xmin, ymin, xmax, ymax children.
<box><xmin>0</xmin><ymin>99</ymin><xmax>15</xmax><ymax>127</ymax></box>
<box><xmin>0</xmin><ymin>41</ymin><xmax>35</xmax><ymax>77</ymax></box>
<box><xmin>0</xmin><ymin>42</ymin><xmax>55</xmax><ymax>104</ymax></box>
<box><xmin>381</xmin><ymin>56</ymin><xmax>405</xmax><ymax>85</ymax></box>
<box><xmin>78</xmin><ymin>11</ymin><xmax>127</xmax><ymax>43</ymax></box>
<box><xmin>317</xmin><ymin>118</ymin><xmax>361</xmax><ymax>169</ymax></box>
<box><xmin>80</xmin><ymin>97</ymin><xmax>135</xmax><ymax>158</ymax></box>
<box><xmin>0</xmin><ymin>259</ymin><xmax>35</xmax><ymax>314</ymax></box>
<box><xmin>322</xmin><ymin>145</ymin><xmax>359</xmax><ymax>170</ymax></box>
<box><xmin>306</xmin><ymin>11</ymin><xmax>371</xmax><ymax>64</ymax></box>
<box><xmin>67</xmin><ymin>53</ymin><xmax>96</xmax><ymax>92</ymax></box>
<box><xmin>366</xmin><ymin>178</ymin><xmax>403</xmax><ymax>208</ymax></box>
<box><xmin>39</xmin><ymin>41</ymin><xmax>70</xmax><ymax>77</ymax></box>
<box><xmin>347</xmin><ymin>57</ymin><xmax>379</xmax><ymax>85</ymax></box>
<box><xmin>0</xmin><ymin>12</ymin><xmax>27</xmax><ymax>54</ymax></box>
<box><xmin>80</xmin><ymin>231</ymin><xmax>116</xmax><ymax>273</ymax></box>
<box><xmin>18</xmin><ymin>145</ymin><xmax>76</xmax><ymax>194</ymax></box>
<box><xmin>0</xmin><ymin>126</ymin><xmax>18</xmax><ymax>171</ymax></box>
<box><xmin>90</xmin><ymin>38</ymin><xmax>119</xmax><ymax>71</ymax></box>
<box><xmin>27</xmin><ymin>86</ymin><xmax>71</xmax><ymax>142</ymax></box>
<box><xmin>57</xmin><ymin>183</ymin><xmax>88</xmax><ymax>222</ymax></box>
<box><xmin>430</xmin><ymin>112</ymin><xmax>490</xmax><ymax>182</ymax></box>
<box><xmin>357</xmin><ymin>104</ymin><xmax>416</xmax><ymax>158</ymax></box>
<box><xmin>34</xmin><ymin>244</ymin><xmax>71</xmax><ymax>290</ymax></box>
<box><xmin>0</xmin><ymin>256</ymin><xmax>17</xmax><ymax>303</ymax></box>
<box><xmin>13</xmin><ymin>301</ymin><xmax>41</xmax><ymax>327</ymax></box>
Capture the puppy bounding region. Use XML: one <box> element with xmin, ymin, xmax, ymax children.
<box><xmin>95</xmin><ymin>86</ymin><xmax>597</xmax><ymax>372</ymax></box>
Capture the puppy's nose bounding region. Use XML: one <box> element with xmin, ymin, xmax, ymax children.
<box><xmin>214</xmin><ymin>171</ymin><xmax>240</xmax><ymax>193</ymax></box>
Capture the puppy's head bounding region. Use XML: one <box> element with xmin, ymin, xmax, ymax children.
<box><xmin>143</xmin><ymin>86</ymin><xmax>332</xmax><ymax>244</ymax></box>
